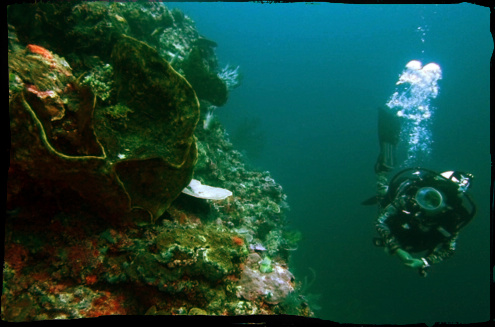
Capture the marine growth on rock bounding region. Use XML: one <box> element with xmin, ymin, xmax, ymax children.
<box><xmin>6</xmin><ymin>2</ymin><xmax>314</xmax><ymax>321</ymax></box>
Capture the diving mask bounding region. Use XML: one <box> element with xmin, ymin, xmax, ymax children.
<box><xmin>415</xmin><ymin>187</ymin><xmax>445</xmax><ymax>213</ymax></box>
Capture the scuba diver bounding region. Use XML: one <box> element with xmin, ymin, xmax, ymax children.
<box><xmin>364</xmin><ymin>106</ymin><xmax>476</xmax><ymax>277</ymax></box>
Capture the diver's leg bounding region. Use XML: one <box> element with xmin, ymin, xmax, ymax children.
<box><xmin>375</xmin><ymin>106</ymin><xmax>401</xmax><ymax>174</ymax></box>
<box><xmin>376</xmin><ymin>171</ymin><xmax>388</xmax><ymax>201</ymax></box>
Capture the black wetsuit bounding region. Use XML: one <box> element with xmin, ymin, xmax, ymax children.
<box><xmin>375</xmin><ymin>169</ymin><xmax>474</xmax><ymax>266</ymax></box>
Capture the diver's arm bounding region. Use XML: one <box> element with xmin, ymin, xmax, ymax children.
<box><xmin>375</xmin><ymin>203</ymin><xmax>400</xmax><ymax>253</ymax></box>
<box><xmin>423</xmin><ymin>200</ymin><xmax>472</xmax><ymax>265</ymax></box>
<box><xmin>395</xmin><ymin>249</ymin><xmax>425</xmax><ymax>269</ymax></box>
<box><xmin>376</xmin><ymin>200</ymin><xmax>428</xmax><ymax>271</ymax></box>
<box><xmin>424</xmin><ymin>234</ymin><xmax>458</xmax><ymax>265</ymax></box>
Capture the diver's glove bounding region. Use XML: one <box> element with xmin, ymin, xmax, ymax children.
<box><xmin>395</xmin><ymin>249</ymin><xmax>424</xmax><ymax>268</ymax></box>
<box><xmin>404</xmin><ymin>258</ymin><xmax>425</xmax><ymax>269</ymax></box>
<box><xmin>395</xmin><ymin>249</ymin><xmax>430</xmax><ymax>277</ymax></box>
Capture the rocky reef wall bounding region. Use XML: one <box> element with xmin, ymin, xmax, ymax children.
<box><xmin>5</xmin><ymin>2</ymin><xmax>314</xmax><ymax>321</ymax></box>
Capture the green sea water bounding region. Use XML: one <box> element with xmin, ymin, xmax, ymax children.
<box><xmin>169</xmin><ymin>3</ymin><xmax>491</xmax><ymax>324</ymax></box>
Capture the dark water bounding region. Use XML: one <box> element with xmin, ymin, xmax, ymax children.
<box><xmin>169</xmin><ymin>3</ymin><xmax>491</xmax><ymax>324</ymax></box>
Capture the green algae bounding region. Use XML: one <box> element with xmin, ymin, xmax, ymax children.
<box><xmin>259</xmin><ymin>256</ymin><xmax>273</xmax><ymax>273</ymax></box>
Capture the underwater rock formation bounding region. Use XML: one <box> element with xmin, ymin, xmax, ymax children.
<box><xmin>181</xmin><ymin>45</ymin><xmax>228</xmax><ymax>106</ymax></box>
<box><xmin>6</xmin><ymin>2</ymin><xmax>314</xmax><ymax>321</ymax></box>
<box><xmin>8</xmin><ymin>35</ymin><xmax>199</xmax><ymax>222</ymax></box>
<box><xmin>236</xmin><ymin>253</ymin><xmax>295</xmax><ymax>305</ymax></box>
<box><xmin>8</xmin><ymin>43</ymin><xmax>130</xmax><ymax>220</ymax></box>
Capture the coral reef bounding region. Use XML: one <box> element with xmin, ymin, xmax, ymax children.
<box><xmin>6</xmin><ymin>1</ymin><xmax>315</xmax><ymax>321</ymax></box>
<box><xmin>181</xmin><ymin>45</ymin><xmax>228</xmax><ymax>106</ymax></box>
<box><xmin>218</xmin><ymin>64</ymin><xmax>242</xmax><ymax>90</ymax></box>
<box><xmin>202</xmin><ymin>104</ymin><xmax>218</xmax><ymax>130</ymax></box>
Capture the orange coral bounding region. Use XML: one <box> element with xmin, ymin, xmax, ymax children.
<box><xmin>85</xmin><ymin>292</ymin><xmax>127</xmax><ymax>317</ymax></box>
<box><xmin>232</xmin><ymin>236</ymin><xmax>244</xmax><ymax>246</ymax></box>
<box><xmin>26</xmin><ymin>44</ymin><xmax>53</xmax><ymax>60</ymax></box>
<box><xmin>85</xmin><ymin>274</ymin><xmax>98</xmax><ymax>285</ymax></box>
